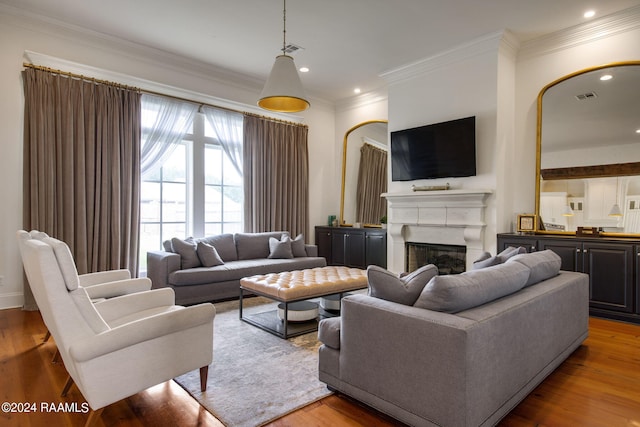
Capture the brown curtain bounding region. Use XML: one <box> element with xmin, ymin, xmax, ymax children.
<box><xmin>356</xmin><ymin>143</ymin><xmax>388</xmax><ymax>224</ymax></box>
<box><xmin>22</xmin><ymin>68</ymin><xmax>141</xmax><ymax>280</ymax></box>
<box><xmin>243</xmin><ymin>114</ymin><xmax>309</xmax><ymax>237</ymax></box>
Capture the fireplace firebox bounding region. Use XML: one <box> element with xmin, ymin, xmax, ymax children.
<box><xmin>406</xmin><ymin>242</ymin><xmax>466</xmax><ymax>275</ymax></box>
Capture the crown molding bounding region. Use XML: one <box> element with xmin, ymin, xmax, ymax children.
<box><xmin>519</xmin><ymin>5</ymin><xmax>640</xmax><ymax>60</ymax></box>
<box><xmin>380</xmin><ymin>30</ymin><xmax>516</xmax><ymax>85</ymax></box>
<box><xmin>335</xmin><ymin>88</ymin><xmax>388</xmax><ymax>113</ymax></box>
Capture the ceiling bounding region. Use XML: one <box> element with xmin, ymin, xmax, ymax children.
<box><xmin>2</xmin><ymin>0</ymin><xmax>640</xmax><ymax>102</ymax></box>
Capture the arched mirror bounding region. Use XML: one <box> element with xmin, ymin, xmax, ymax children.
<box><xmin>535</xmin><ymin>62</ymin><xmax>640</xmax><ymax>236</ymax></box>
<box><xmin>340</xmin><ymin>120</ymin><xmax>388</xmax><ymax>226</ymax></box>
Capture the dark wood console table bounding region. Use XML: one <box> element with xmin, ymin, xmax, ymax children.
<box><xmin>315</xmin><ymin>226</ymin><xmax>387</xmax><ymax>269</ymax></box>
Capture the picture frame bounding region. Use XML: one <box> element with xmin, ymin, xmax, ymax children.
<box><xmin>517</xmin><ymin>214</ymin><xmax>536</xmax><ymax>233</ymax></box>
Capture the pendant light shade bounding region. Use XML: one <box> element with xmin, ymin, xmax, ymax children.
<box><xmin>258</xmin><ymin>55</ymin><xmax>309</xmax><ymax>113</ymax></box>
<box><xmin>609</xmin><ymin>203</ymin><xmax>623</xmax><ymax>217</ymax></box>
<box><xmin>258</xmin><ymin>0</ymin><xmax>310</xmax><ymax>113</ymax></box>
<box><xmin>562</xmin><ymin>205</ymin><xmax>575</xmax><ymax>217</ymax></box>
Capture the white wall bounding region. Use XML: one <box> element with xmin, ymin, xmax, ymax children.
<box><xmin>0</xmin><ymin>9</ymin><xmax>336</xmax><ymax>309</ymax></box>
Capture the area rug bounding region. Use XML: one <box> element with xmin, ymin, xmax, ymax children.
<box><xmin>174</xmin><ymin>297</ymin><xmax>332</xmax><ymax>427</ymax></box>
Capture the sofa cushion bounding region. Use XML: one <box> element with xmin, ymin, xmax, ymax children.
<box><xmin>291</xmin><ymin>234</ymin><xmax>307</xmax><ymax>257</ymax></box>
<box><xmin>506</xmin><ymin>250</ymin><xmax>561</xmax><ymax>287</ymax></box>
<box><xmin>198</xmin><ymin>234</ymin><xmax>237</xmax><ymax>262</ymax></box>
<box><xmin>197</xmin><ymin>242</ymin><xmax>225</xmax><ymax>267</ymax></box>
<box><xmin>472</xmin><ymin>253</ymin><xmax>500</xmax><ymax>270</ymax></box>
<box><xmin>367</xmin><ymin>264</ymin><xmax>439</xmax><ymax>305</ymax></box>
<box><xmin>268</xmin><ymin>235</ymin><xmax>294</xmax><ymax>259</ymax></box>
<box><xmin>171</xmin><ymin>237</ymin><xmax>201</xmax><ymax>269</ymax></box>
<box><xmin>413</xmin><ymin>262</ymin><xmax>530</xmax><ymax>313</ymax></box>
<box><xmin>235</xmin><ymin>232</ymin><xmax>287</xmax><ymax>260</ymax></box>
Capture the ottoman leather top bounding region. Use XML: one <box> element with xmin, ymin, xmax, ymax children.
<box><xmin>240</xmin><ymin>266</ymin><xmax>367</xmax><ymax>300</ymax></box>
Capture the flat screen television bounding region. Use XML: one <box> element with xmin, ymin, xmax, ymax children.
<box><xmin>391</xmin><ymin>116</ymin><xmax>476</xmax><ymax>181</ymax></box>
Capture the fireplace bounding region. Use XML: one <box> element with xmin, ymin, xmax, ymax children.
<box><xmin>383</xmin><ymin>189</ymin><xmax>492</xmax><ymax>273</ymax></box>
<box><xmin>406</xmin><ymin>242</ymin><xmax>466</xmax><ymax>275</ymax></box>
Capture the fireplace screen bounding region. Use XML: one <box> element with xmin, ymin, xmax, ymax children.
<box><xmin>406</xmin><ymin>242</ymin><xmax>466</xmax><ymax>275</ymax></box>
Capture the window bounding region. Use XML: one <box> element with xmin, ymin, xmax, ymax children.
<box><xmin>139</xmin><ymin>107</ymin><xmax>243</xmax><ymax>273</ymax></box>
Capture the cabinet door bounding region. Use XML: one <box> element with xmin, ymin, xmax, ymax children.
<box><xmin>497</xmin><ymin>235</ymin><xmax>538</xmax><ymax>253</ymax></box>
<box><xmin>636</xmin><ymin>245</ymin><xmax>640</xmax><ymax>315</ymax></box>
<box><xmin>331</xmin><ymin>229</ymin><xmax>348</xmax><ymax>266</ymax></box>
<box><xmin>365</xmin><ymin>231</ymin><xmax>387</xmax><ymax>268</ymax></box>
<box><xmin>584</xmin><ymin>242</ymin><xmax>634</xmax><ymax>313</ymax></box>
<box><xmin>538</xmin><ymin>239</ymin><xmax>583</xmax><ymax>272</ymax></box>
<box><xmin>314</xmin><ymin>227</ymin><xmax>333</xmax><ymax>264</ymax></box>
<box><xmin>345</xmin><ymin>231</ymin><xmax>366</xmax><ymax>268</ymax></box>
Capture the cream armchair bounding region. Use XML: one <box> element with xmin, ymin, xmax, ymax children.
<box><xmin>18</xmin><ymin>236</ymin><xmax>215</xmax><ymax>427</ymax></box>
<box><xmin>20</xmin><ymin>230</ymin><xmax>152</xmax><ymax>300</ymax></box>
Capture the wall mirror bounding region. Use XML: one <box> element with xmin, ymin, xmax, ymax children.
<box><xmin>535</xmin><ymin>62</ymin><xmax>640</xmax><ymax>236</ymax></box>
<box><xmin>340</xmin><ymin>120</ymin><xmax>388</xmax><ymax>226</ymax></box>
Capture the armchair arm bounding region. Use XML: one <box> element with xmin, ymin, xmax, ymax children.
<box><xmin>83</xmin><ymin>277</ymin><xmax>152</xmax><ymax>299</ymax></box>
<box><xmin>79</xmin><ymin>269</ymin><xmax>131</xmax><ymax>287</ymax></box>
<box><xmin>69</xmin><ymin>303</ymin><xmax>216</xmax><ymax>362</ymax></box>
<box><xmin>93</xmin><ymin>288</ymin><xmax>176</xmax><ymax>323</ymax></box>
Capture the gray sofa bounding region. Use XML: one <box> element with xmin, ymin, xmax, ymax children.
<box><xmin>318</xmin><ymin>250</ymin><xmax>589</xmax><ymax>427</ymax></box>
<box><xmin>147</xmin><ymin>231</ymin><xmax>326</xmax><ymax>305</ymax></box>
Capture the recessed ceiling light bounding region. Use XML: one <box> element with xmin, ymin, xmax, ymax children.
<box><xmin>600</xmin><ymin>74</ymin><xmax>613</xmax><ymax>81</ymax></box>
<box><xmin>636</xmin><ymin>129</ymin><xmax>640</xmax><ymax>134</ymax></box>
<box><xmin>584</xmin><ymin>10</ymin><xmax>595</xmax><ymax>18</ymax></box>
<box><xmin>353</xmin><ymin>88</ymin><xmax>361</xmax><ymax>94</ymax></box>
<box><xmin>299</xmin><ymin>67</ymin><xmax>309</xmax><ymax>73</ymax></box>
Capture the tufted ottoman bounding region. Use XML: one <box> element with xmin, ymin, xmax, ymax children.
<box><xmin>239</xmin><ymin>266</ymin><xmax>368</xmax><ymax>338</ymax></box>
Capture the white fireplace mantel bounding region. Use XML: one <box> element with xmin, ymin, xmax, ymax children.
<box><xmin>382</xmin><ymin>189</ymin><xmax>493</xmax><ymax>272</ymax></box>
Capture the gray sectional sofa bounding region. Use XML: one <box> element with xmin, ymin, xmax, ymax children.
<box><xmin>147</xmin><ymin>231</ymin><xmax>326</xmax><ymax>305</ymax></box>
<box><xmin>318</xmin><ymin>250</ymin><xmax>589</xmax><ymax>427</ymax></box>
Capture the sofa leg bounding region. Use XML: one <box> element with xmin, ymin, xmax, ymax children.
<box><xmin>200</xmin><ymin>366</ymin><xmax>209</xmax><ymax>392</ymax></box>
<box><xmin>84</xmin><ymin>407</ymin><xmax>105</xmax><ymax>427</ymax></box>
<box><xmin>61</xmin><ymin>376</ymin><xmax>74</xmax><ymax>397</ymax></box>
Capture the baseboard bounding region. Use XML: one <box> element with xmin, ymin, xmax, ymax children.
<box><xmin>0</xmin><ymin>291</ymin><xmax>24</xmax><ymax>310</ymax></box>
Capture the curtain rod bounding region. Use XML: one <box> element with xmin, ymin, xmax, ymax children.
<box><xmin>23</xmin><ymin>62</ymin><xmax>308</xmax><ymax>128</ymax></box>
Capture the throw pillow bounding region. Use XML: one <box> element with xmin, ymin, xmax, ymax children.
<box><xmin>171</xmin><ymin>237</ymin><xmax>202</xmax><ymax>269</ymax></box>
<box><xmin>368</xmin><ymin>264</ymin><xmax>439</xmax><ymax>306</ymax></box>
<box><xmin>197</xmin><ymin>242</ymin><xmax>225</xmax><ymax>267</ymax></box>
<box><xmin>268</xmin><ymin>235</ymin><xmax>294</xmax><ymax>259</ymax></box>
<box><xmin>506</xmin><ymin>249</ymin><xmax>561</xmax><ymax>287</ymax></box>
<box><xmin>471</xmin><ymin>251</ymin><xmax>500</xmax><ymax>270</ymax></box>
<box><xmin>496</xmin><ymin>246</ymin><xmax>527</xmax><ymax>263</ymax></box>
<box><xmin>291</xmin><ymin>233</ymin><xmax>307</xmax><ymax>257</ymax></box>
<box><xmin>162</xmin><ymin>240</ymin><xmax>174</xmax><ymax>252</ymax></box>
<box><xmin>198</xmin><ymin>234</ymin><xmax>237</xmax><ymax>262</ymax></box>
<box><xmin>414</xmin><ymin>262</ymin><xmax>530</xmax><ymax>313</ymax></box>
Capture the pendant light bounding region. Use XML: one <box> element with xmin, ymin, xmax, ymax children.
<box><xmin>258</xmin><ymin>0</ymin><xmax>310</xmax><ymax>113</ymax></box>
<box><xmin>608</xmin><ymin>177</ymin><xmax>623</xmax><ymax>217</ymax></box>
<box><xmin>562</xmin><ymin>180</ymin><xmax>574</xmax><ymax>216</ymax></box>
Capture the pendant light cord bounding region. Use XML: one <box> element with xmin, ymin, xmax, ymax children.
<box><xmin>282</xmin><ymin>0</ymin><xmax>287</xmax><ymax>55</ymax></box>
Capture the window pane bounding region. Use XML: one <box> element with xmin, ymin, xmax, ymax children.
<box><xmin>204</xmin><ymin>222</ymin><xmax>222</xmax><ymax>236</ymax></box>
<box><xmin>139</xmin><ymin>223</ymin><xmax>161</xmax><ymax>272</ymax></box>
<box><xmin>162</xmin><ymin>183</ymin><xmax>186</xmax><ymax>222</ymax></box>
<box><xmin>162</xmin><ymin>223</ymin><xmax>186</xmax><ymax>241</ymax></box>
<box><xmin>223</xmin><ymin>154</ymin><xmax>242</xmax><ymax>186</ymax></box>
<box><xmin>223</xmin><ymin>186</ymin><xmax>243</xmax><ymax>221</ymax></box>
<box><xmin>205</xmin><ymin>146</ymin><xmax>222</xmax><ymax>185</ymax></box>
<box><xmin>140</xmin><ymin>182</ymin><xmax>161</xmax><ymax>222</ymax></box>
<box><xmin>223</xmin><ymin>222</ymin><xmax>243</xmax><ymax>234</ymax></box>
<box><xmin>162</xmin><ymin>144</ymin><xmax>186</xmax><ymax>182</ymax></box>
<box><xmin>205</xmin><ymin>185</ymin><xmax>222</xmax><ymax>222</ymax></box>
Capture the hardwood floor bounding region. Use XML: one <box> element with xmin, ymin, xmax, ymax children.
<box><xmin>1</xmin><ymin>308</ymin><xmax>639</xmax><ymax>427</ymax></box>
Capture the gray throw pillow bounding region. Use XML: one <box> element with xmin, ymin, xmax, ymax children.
<box><xmin>197</xmin><ymin>242</ymin><xmax>225</xmax><ymax>267</ymax></box>
<box><xmin>368</xmin><ymin>264</ymin><xmax>439</xmax><ymax>306</ymax></box>
<box><xmin>171</xmin><ymin>237</ymin><xmax>202</xmax><ymax>269</ymax></box>
<box><xmin>496</xmin><ymin>246</ymin><xmax>527</xmax><ymax>263</ymax></box>
<box><xmin>291</xmin><ymin>233</ymin><xmax>307</xmax><ymax>257</ymax></box>
<box><xmin>162</xmin><ymin>240</ymin><xmax>174</xmax><ymax>252</ymax></box>
<box><xmin>268</xmin><ymin>236</ymin><xmax>294</xmax><ymax>259</ymax></box>
<box><xmin>414</xmin><ymin>262</ymin><xmax>530</xmax><ymax>313</ymax></box>
<box><xmin>198</xmin><ymin>234</ymin><xmax>237</xmax><ymax>262</ymax></box>
<box><xmin>506</xmin><ymin>249</ymin><xmax>561</xmax><ymax>286</ymax></box>
<box><xmin>472</xmin><ymin>251</ymin><xmax>501</xmax><ymax>270</ymax></box>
